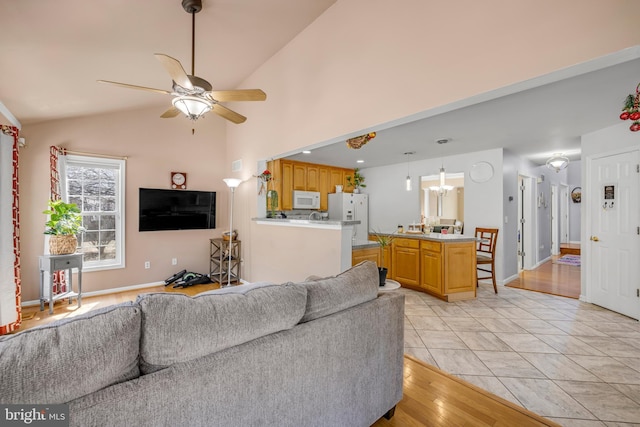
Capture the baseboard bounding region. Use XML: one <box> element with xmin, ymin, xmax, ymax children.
<box><xmin>21</xmin><ymin>278</ymin><xmax>252</xmax><ymax>308</ymax></box>
<box><xmin>533</xmin><ymin>256</ymin><xmax>551</xmax><ymax>269</ymax></box>
<box><xmin>501</xmin><ymin>274</ymin><xmax>519</xmax><ymax>285</ymax></box>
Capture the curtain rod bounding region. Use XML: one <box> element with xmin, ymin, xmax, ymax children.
<box><xmin>61</xmin><ymin>148</ymin><xmax>128</xmax><ymax>160</ymax></box>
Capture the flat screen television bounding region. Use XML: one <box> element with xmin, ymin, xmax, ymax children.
<box><xmin>139</xmin><ymin>188</ymin><xmax>216</xmax><ymax>232</ymax></box>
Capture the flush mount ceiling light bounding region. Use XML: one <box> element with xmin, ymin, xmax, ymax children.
<box><xmin>546</xmin><ymin>153</ymin><xmax>569</xmax><ymax>172</ymax></box>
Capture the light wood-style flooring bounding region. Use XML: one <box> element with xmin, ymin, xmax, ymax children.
<box><xmin>18</xmin><ymin>281</ymin><xmax>221</xmax><ymax>331</ymax></box>
<box><xmin>372</xmin><ymin>355</ymin><xmax>560</xmax><ymax>427</ymax></box>
<box><xmin>505</xmin><ymin>254</ymin><xmax>580</xmax><ymax>299</ymax></box>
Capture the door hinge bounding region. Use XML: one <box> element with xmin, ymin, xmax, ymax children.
<box><xmin>637</xmin><ymin>226</ymin><xmax>639</xmax><ymax>235</ymax></box>
<box><xmin>637</xmin><ymin>164</ymin><xmax>639</xmax><ymax>173</ymax></box>
<box><xmin>637</xmin><ymin>289</ymin><xmax>639</xmax><ymax>297</ymax></box>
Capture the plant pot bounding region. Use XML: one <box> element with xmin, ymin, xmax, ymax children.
<box><xmin>378</xmin><ymin>267</ymin><xmax>388</xmax><ymax>286</ymax></box>
<box><xmin>353</xmin><ymin>187</ymin><xmax>361</xmax><ymax>194</ymax></box>
<box><xmin>49</xmin><ymin>235</ymin><xmax>77</xmax><ymax>255</ymax></box>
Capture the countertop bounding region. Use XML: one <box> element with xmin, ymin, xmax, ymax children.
<box><xmin>370</xmin><ymin>232</ymin><xmax>477</xmax><ymax>243</ymax></box>
<box><xmin>253</xmin><ymin>218</ymin><xmax>361</xmax><ymax>226</ymax></box>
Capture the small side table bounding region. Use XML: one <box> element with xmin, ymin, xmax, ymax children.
<box><xmin>39</xmin><ymin>253</ymin><xmax>83</xmax><ymax>314</ymax></box>
<box><xmin>379</xmin><ymin>279</ymin><xmax>401</xmax><ymax>292</ymax></box>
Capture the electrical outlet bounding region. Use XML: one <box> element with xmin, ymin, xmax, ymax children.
<box><xmin>144</xmin><ymin>261</ymin><xmax>150</xmax><ymax>269</ymax></box>
<box><xmin>172</xmin><ymin>258</ymin><xmax>177</xmax><ymax>265</ymax></box>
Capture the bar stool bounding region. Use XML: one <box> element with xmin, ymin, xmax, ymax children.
<box><xmin>475</xmin><ymin>228</ymin><xmax>499</xmax><ymax>293</ymax></box>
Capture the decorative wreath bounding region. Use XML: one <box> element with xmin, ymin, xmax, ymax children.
<box><xmin>571</xmin><ymin>187</ymin><xmax>581</xmax><ymax>203</ymax></box>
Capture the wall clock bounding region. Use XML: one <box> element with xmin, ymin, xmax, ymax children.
<box><xmin>171</xmin><ymin>172</ymin><xmax>187</xmax><ymax>189</ymax></box>
<box><xmin>469</xmin><ymin>161</ymin><xmax>494</xmax><ymax>183</ymax></box>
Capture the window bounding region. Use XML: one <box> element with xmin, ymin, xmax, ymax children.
<box><xmin>62</xmin><ymin>155</ymin><xmax>125</xmax><ymax>271</ymax></box>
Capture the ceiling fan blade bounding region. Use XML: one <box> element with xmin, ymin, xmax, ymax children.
<box><xmin>208</xmin><ymin>89</ymin><xmax>267</xmax><ymax>102</ymax></box>
<box><xmin>212</xmin><ymin>104</ymin><xmax>247</xmax><ymax>124</ymax></box>
<box><xmin>154</xmin><ymin>53</ymin><xmax>194</xmax><ymax>90</ymax></box>
<box><xmin>160</xmin><ymin>107</ymin><xmax>181</xmax><ymax>118</ymax></box>
<box><xmin>97</xmin><ymin>80</ymin><xmax>172</xmax><ymax>95</ymax></box>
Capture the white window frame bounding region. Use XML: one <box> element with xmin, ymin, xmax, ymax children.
<box><xmin>61</xmin><ymin>154</ymin><xmax>126</xmax><ymax>272</ymax></box>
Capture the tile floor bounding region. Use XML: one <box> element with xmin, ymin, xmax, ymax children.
<box><xmin>400</xmin><ymin>284</ymin><xmax>640</xmax><ymax>426</ymax></box>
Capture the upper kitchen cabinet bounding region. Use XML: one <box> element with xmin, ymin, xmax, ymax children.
<box><xmin>268</xmin><ymin>159</ymin><xmax>353</xmax><ymax>211</ymax></box>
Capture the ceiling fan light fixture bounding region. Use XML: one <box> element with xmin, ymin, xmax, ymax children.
<box><xmin>546</xmin><ymin>154</ymin><xmax>569</xmax><ymax>172</ymax></box>
<box><xmin>172</xmin><ymin>95</ymin><xmax>212</xmax><ymax>121</ymax></box>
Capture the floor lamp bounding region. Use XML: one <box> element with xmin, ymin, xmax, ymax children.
<box><xmin>223</xmin><ymin>178</ymin><xmax>242</xmax><ymax>287</ymax></box>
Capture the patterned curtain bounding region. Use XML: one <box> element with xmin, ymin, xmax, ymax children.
<box><xmin>47</xmin><ymin>146</ymin><xmax>67</xmax><ymax>294</ymax></box>
<box><xmin>0</xmin><ymin>125</ymin><xmax>21</xmax><ymax>335</ymax></box>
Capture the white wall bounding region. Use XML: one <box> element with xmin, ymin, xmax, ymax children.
<box><xmin>223</xmin><ymin>0</ymin><xmax>640</xmax><ymax>283</ymax></box>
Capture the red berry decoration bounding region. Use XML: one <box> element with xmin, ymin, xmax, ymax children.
<box><xmin>620</xmin><ymin>83</ymin><xmax>640</xmax><ymax>132</ymax></box>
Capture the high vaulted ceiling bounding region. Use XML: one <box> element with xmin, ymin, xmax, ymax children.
<box><xmin>0</xmin><ymin>0</ymin><xmax>336</xmax><ymax>125</ymax></box>
<box><xmin>1</xmin><ymin>1</ymin><xmax>638</xmax><ymax>168</ymax></box>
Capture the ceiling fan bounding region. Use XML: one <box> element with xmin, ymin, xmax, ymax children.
<box><xmin>98</xmin><ymin>0</ymin><xmax>266</xmax><ymax>123</ymax></box>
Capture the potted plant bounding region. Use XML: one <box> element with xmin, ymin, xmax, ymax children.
<box><xmin>43</xmin><ymin>199</ymin><xmax>85</xmax><ymax>255</ymax></box>
<box><xmin>346</xmin><ymin>168</ymin><xmax>366</xmax><ymax>193</ymax></box>
<box><xmin>371</xmin><ymin>230</ymin><xmax>396</xmax><ymax>286</ymax></box>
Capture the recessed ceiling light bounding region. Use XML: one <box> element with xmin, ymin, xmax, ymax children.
<box><xmin>356</xmin><ymin>160</ymin><xmax>364</xmax><ymax>163</ymax></box>
<box><xmin>302</xmin><ymin>150</ymin><xmax>311</xmax><ymax>154</ymax></box>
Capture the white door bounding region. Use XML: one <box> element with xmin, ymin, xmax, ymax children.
<box><xmin>588</xmin><ymin>150</ymin><xmax>640</xmax><ymax>320</ymax></box>
<box><xmin>551</xmin><ymin>185</ymin><xmax>559</xmax><ymax>255</ymax></box>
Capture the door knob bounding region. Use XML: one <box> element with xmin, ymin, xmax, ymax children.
<box><xmin>590</xmin><ymin>236</ymin><xmax>599</xmax><ymax>242</ymax></box>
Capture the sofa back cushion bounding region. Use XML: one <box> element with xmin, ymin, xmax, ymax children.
<box><xmin>137</xmin><ymin>282</ymin><xmax>307</xmax><ymax>373</ymax></box>
<box><xmin>295</xmin><ymin>260</ymin><xmax>380</xmax><ymax>323</ymax></box>
<box><xmin>0</xmin><ymin>302</ymin><xmax>141</xmax><ymax>404</ymax></box>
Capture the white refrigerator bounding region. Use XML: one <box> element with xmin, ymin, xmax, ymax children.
<box><xmin>328</xmin><ymin>193</ymin><xmax>369</xmax><ymax>244</ymax></box>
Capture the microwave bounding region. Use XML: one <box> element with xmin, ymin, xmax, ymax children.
<box><xmin>293</xmin><ymin>190</ymin><xmax>320</xmax><ymax>209</ymax></box>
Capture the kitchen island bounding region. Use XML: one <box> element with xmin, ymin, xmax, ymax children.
<box><xmin>368</xmin><ymin>233</ymin><xmax>477</xmax><ymax>302</ymax></box>
<box><xmin>253</xmin><ymin>218</ymin><xmax>361</xmax><ymax>277</ymax></box>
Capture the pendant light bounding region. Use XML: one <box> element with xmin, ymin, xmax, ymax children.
<box><xmin>404</xmin><ymin>152</ymin><xmax>414</xmax><ymax>191</ymax></box>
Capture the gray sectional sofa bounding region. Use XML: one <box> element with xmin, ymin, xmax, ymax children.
<box><xmin>0</xmin><ymin>261</ymin><xmax>404</xmax><ymax>427</ymax></box>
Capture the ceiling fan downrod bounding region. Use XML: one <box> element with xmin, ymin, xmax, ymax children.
<box><xmin>181</xmin><ymin>0</ymin><xmax>202</xmax><ymax>76</ymax></box>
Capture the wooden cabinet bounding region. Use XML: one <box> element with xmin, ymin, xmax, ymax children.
<box><xmin>318</xmin><ymin>167</ymin><xmax>330</xmax><ymax>210</ymax></box>
<box><xmin>352</xmin><ymin>246</ymin><xmax>381</xmax><ymax>266</ymax></box>
<box><xmin>421</xmin><ymin>240</ymin><xmax>443</xmax><ymax>295</ymax></box>
<box><xmin>392</xmin><ymin>238</ymin><xmax>420</xmax><ymax>287</ymax></box>
<box><xmin>444</xmin><ymin>243</ymin><xmax>477</xmax><ymax>299</ymax></box>
<box><xmin>306</xmin><ymin>165</ymin><xmax>319</xmax><ymax>192</ymax></box>
<box><xmin>267</xmin><ymin>160</ymin><xmax>353</xmax><ymax>212</ymax></box>
<box><xmin>419</xmin><ymin>239</ymin><xmax>476</xmax><ymax>301</ymax></box>
<box><xmin>329</xmin><ymin>168</ymin><xmax>344</xmax><ymax>194</ymax></box>
<box><xmin>281</xmin><ymin>161</ymin><xmax>294</xmax><ymax>210</ymax></box>
<box><xmin>293</xmin><ymin>163</ymin><xmax>307</xmax><ymax>190</ymax></box>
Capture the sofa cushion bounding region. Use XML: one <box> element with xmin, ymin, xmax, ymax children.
<box><xmin>0</xmin><ymin>302</ymin><xmax>141</xmax><ymax>404</ymax></box>
<box><xmin>137</xmin><ymin>282</ymin><xmax>307</xmax><ymax>373</ymax></box>
<box><xmin>295</xmin><ymin>260</ymin><xmax>379</xmax><ymax>323</ymax></box>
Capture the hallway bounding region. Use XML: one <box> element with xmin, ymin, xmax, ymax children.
<box><xmin>506</xmin><ymin>253</ymin><xmax>581</xmax><ymax>299</ymax></box>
